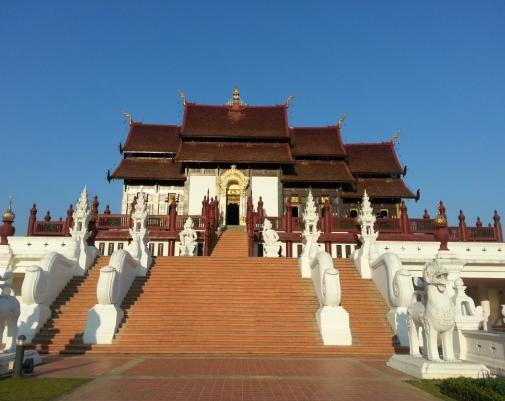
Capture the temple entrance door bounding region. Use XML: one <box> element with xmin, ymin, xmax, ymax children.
<box><xmin>219</xmin><ymin>165</ymin><xmax>249</xmax><ymax>226</ymax></box>
<box><xmin>226</xmin><ymin>183</ymin><xmax>241</xmax><ymax>225</ymax></box>
<box><xmin>226</xmin><ymin>203</ymin><xmax>239</xmax><ymax>225</ymax></box>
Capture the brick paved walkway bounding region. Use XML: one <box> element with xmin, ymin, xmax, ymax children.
<box><xmin>34</xmin><ymin>356</ymin><xmax>438</xmax><ymax>401</ymax></box>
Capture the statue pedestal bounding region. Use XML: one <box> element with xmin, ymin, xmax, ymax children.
<box><xmin>0</xmin><ymin>350</ymin><xmax>42</xmax><ymax>375</ymax></box>
<box><xmin>263</xmin><ymin>244</ymin><xmax>280</xmax><ymax>258</ymax></box>
<box><xmin>316</xmin><ymin>306</ymin><xmax>352</xmax><ymax>345</ymax></box>
<box><xmin>387</xmin><ymin>354</ymin><xmax>490</xmax><ymax>379</ymax></box>
<box><xmin>179</xmin><ymin>243</ymin><xmax>196</xmax><ymax>257</ymax></box>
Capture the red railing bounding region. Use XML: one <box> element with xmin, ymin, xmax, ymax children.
<box><xmin>27</xmin><ymin>195</ymin><xmax>221</xmax><ymax>256</ymax></box>
<box><xmin>245</xmin><ymin>197</ymin><xmax>503</xmax><ymax>256</ymax></box>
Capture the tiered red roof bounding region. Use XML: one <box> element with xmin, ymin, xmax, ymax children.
<box><xmin>342</xmin><ymin>178</ymin><xmax>415</xmax><ymax>199</ymax></box>
<box><xmin>282</xmin><ymin>161</ymin><xmax>354</xmax><ymax>183</ymax></box>
<box><xmin>110</xmin><ymin>95</ymin><xmax>415</xmax><ymax>200</ymax></box>
<box><xmin>176</xmin><ymin>142</ymin><xmax>293</xmax><ymax>164</ymax></box>
<box><xmin>345</xmin><ymin>142</ymin><xmax>403</xmax><ymax>174</ymax></box>
<box><xmin>291</xmin><ymin>127</ymin><xmax>346</xmax><ymax>157</ymax></box>
<box><xmin>110</xmin><ymin>158</ymin><xmax>185</xmax><ymax>181</ymax></box>
<box><xmin>122</xmin><ymin>124</ymin><xmax>180</xmax><ymax>153</ymax></box>
<box><xmin>181</xmin><ymin>103</ymin><xmax>289</xmax><ymax>138</ymax></box>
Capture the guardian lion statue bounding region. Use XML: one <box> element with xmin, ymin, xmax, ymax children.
<box><xmin>407</xmin><ymin>259</ymin><xmax>457</xmax><ymax>362</ymax></box>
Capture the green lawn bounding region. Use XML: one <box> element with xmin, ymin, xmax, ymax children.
<box><xmin>408</xmin><ymin>380</ymin><xmax>457</xmax><ymax>401</ymax></box>
<box><xmin>0</xmin><ymin>377</ymin><xmax>91</xmax><ymax>401</ymax></box>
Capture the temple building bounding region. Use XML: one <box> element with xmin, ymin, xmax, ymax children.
<box><xmin>109</xmin><ymin>88</ymin><xmax>417</xmax><ymax>226</ymax></box>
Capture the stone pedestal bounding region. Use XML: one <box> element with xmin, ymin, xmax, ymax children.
<box><xmin>387</xmin><ymin>354</ymin><xmax>490</xmax><ymax>379</ymax></box>
<box><xmin>316</xmin><ymin>306</ymin><xmax>352</xmax><ymax>345</ymax></box>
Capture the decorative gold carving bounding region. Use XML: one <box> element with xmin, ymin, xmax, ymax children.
<box><xmin>121</xmin><ymin>110</ymin><xmax>133</xmax><ymax>125</ymax></box>
<box><xmin>392</xmin><ymin>130</ymin><xmax>400</xmax><ymax>144</ymax></box>
<box><xmin>219</xmin><ymin>165</ymin><xmax>249</xmax><ymax>196</ymax></box>
<box><xmin>178</xmin><ymin>89</ymin><xmax>187</xmax><ymax>105</ymax></box>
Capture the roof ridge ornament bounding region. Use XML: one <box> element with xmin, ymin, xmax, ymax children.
<box><xmin>285</xmin><ymin>95</ymin><xmax>295</xmax><ymax>108</ymax></box>
<box><xmin>338</xmin><ymin>113</ymin><xmax>348</xmax><ymax>128</ymax></box>
<box><xmin>178</xmin><ymin>89</ymin><xmax>187</xmax><ymax>105</ymax></box>
<box><xmin>121</xmin><ymin>110</ymin><xmax>133</xmax><ymax>125</ymax></box>
<box><xmin>227</xmin><ymin>86</ymin><xmax>246</xmax><ymax>107</ymax></box>
<box><xmin>391</xmin><ymin>130</ymin><xmax>400</xmax><ymax>144</ymax></box>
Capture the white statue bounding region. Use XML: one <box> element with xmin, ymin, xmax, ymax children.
<box><xmin>179</xmin><ymin>217</ymin><xmax>197</xmax><ymax>256</ymax></box>
<box><xmin>0</xmin><ymin>272</ymin><xmax>20</xmax><ymax>352</ymax></box>
<box><xmin>407</xmin><ymin>258</ymin><xmax>457</xmax><ymax>362</ymax></box>
<box><xmin>262</xmin><ymin>219</ymin><xmax>281</xmax><ymax>257</ymax></box>
<box><xmin>126</xmin><ymin>191</ymin><xmax>151</xmax><ymax>273</ymax></box>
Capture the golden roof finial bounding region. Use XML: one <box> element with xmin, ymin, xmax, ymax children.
<box><xmin>232</xmin><ymin>86</ymin><xmax>240</xmax><ymax>104</ymax></box>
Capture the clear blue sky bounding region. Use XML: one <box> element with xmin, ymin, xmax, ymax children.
<box><xmin>1</xmin><ymin>1</ymin><xmax>504</xmax><ymax>233</ymax></box>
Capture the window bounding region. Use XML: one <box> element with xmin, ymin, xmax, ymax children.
<box><xmin>148</xmin><ymin>243</ymin><xmax>155</xmax><ymax>256</ymax></box>
<box><xmin>107</xmin><ymin>242</ymin><xmax>114</xmax><ymax>256</ymax></box>
<box><xmin>117</xmin><ymin>242</ymin><xmax>124</xmax><ymax>250</ymax></box>
<box><xmin>98</xmin><ymin>242</ymin><xmax>105</xmax><ymax>255</ymax></box>
<box><xmin>291</xmin><ymin>206</ymin><xmax>299</xmax><ymax>217</ymax></box>
<box><xmin>157</xmin><ymin>243</ymin><xmax>164</xmax><ymax>257</ymax></box>
<box><xmin>379</xmin><ymin>209</ymin><xmax>389</xmax><ymax>218</ymax></box>
<box><xmin>349</xmin><ymin>209</ymin><xmax>358</xmax><ymax>218</ymax></box>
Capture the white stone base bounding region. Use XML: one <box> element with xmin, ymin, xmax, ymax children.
<box><xmin>0</xmin><ymin>350</ymin><xmax>42</xmax><ymax>376</ymax></box>
<box><xmin>387</xmin><ymin>354</ymin><xmax>490</xmax><ymax>379</ymax></box>
<box><xmin>263</xmin><ymin>244</ymin><xmax>280</xmax><ymax>258</ymax></box>
<box><xmin>83</xmin><ymin>304</ymin><xmax>124</xmax><ymax>344</ymax></box>
<box><xmin>18</xmin><ymin>304</ymin><xmax>52</xmax><ymax>343</ymax></box>
<box><xmin>316</xmin><ymin>306</ymin><xmax>352</xmax><ymax>345</ymax></box>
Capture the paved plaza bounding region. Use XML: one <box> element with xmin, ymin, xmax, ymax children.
<box><xmin>33</xmin><ymin>355</ymin><xmax>439</xmax><ymax>401</ymax></box>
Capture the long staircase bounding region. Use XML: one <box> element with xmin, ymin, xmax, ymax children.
<box><xmin>32</xmin><ymin>227</ymin><xmax>395</xmax><ymax>356</ymax></box>
<box><xmin>30</xmin><ymin>256</ymin><xmax>110</xmax><ymax>354</ymax></box>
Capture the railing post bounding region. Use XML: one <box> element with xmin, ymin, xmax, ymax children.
<box><xmin>458</xmin><ymin>210</ymin><xmax>467</xmax><ymax>241</ymax></box>
<box><xmin>86</xmin><ymin>196</ymin><xmax>99</xmax><ymax>246</ymax></box>
<box><xmin>257</xmin><ymin>196</ymin><xmax>264</xmax><ymax>223</ymax></box>
<box><xmin>168</xmin><ymin>199</ymin><xmax>177</xmax><ymax>256</ymax></box>
<box><xmin>247</xmin><ymin>196</ymin><xmax>254</xmax><ymax>256</ymax></box>
<box><xmin>64</xmin><ymin>204</ymin><xmax>74</xmax><ymax>236</ymax></box>
<box><xmin>400</xmin><ymin>201</ymin><xmax>410</xmax><ymax>234</ymax></box>
<box><xmin>493</xmin><ymin>210</ymin><xmax>503</xmax><ymax>242</ymax></box>
<box><xmin>476</xmin><ymin>217</ymin><xmax>482</xmax><ymax>228</ymax></box>
<box><xmin>0</xmin><ymin>202</ymin><xmax>15</xmax><ymax>245</ymax></box>
<box><xmin>285</xmin><ymin>198</ymin><xmax>292</xmax><ymax>258</ymax></box>
<box><xmin>203</xmin><ymin>196</ymin><xmax>210</xmax><ymax>256</ymax></box>
<box><xmin>323</xmin><ymin>199</ymin><xmax>331</xmax><ymax>253</ymax></box>
<box><xmin>27</xmin><ymin>203</ymin><xmax>37</xmax><ymax>236</ymax></box>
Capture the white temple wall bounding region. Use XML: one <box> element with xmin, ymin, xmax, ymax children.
<box><xmin>251</xmin><ymin>176</ymin><xmax>279</xmax><ymax>217</ymax></box>
<box><xmin>188</xmin><ymin>175</ymin><xmax>217</xmax><ymax>215</ymax></box>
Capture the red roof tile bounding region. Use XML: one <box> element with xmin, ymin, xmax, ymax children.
<box><xmin>122</xmin><ymin>124</ymin><xmax>180</xmax><ymax>153</ymax></box>
<box><xmin>291</xmin><ymin>127</ymin><xmax>346</xmax><ymax>157</ymax></box>
<box><xmin>345</xmin><ymin>142</ymin><xmax>403</xmax><ymax>174</ymax></box>
<box><xmin>342</xmin><ymin>178</ymin><xmax>415</xmax><ymax>198</ymax></box>
<box><xmin>181</xmin><ymin>103</ymin><xmax>289</xmax><ymax>138</ymax></box>
<box><xmin>176</xmin><ymin>142</ymin><xmax>293</xmax><ymax>163</ymax></box>
<box><xmin>110</xmin><ymin>158</ymin><xmax>185</xmax><ymax>181</ymax></box>
<box><xmin>282</xmin><ymin>161</ymin><xmax>354</xmax><ymax>183</ymax></box>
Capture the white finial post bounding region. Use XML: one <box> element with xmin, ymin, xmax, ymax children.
<box><xmin>298</xmin><ymin>189</ymin><xmax>322</xmax><ymax>278</ymax></box>
<box><xmin>127</xmin><ymin>191</ymin><xmax>151</xmax><ymax>274</ymax></box>
<box><xmin>353</xmin><ymin>189</ymin><xmax>379</xmax><ymax>279</ymax></box>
